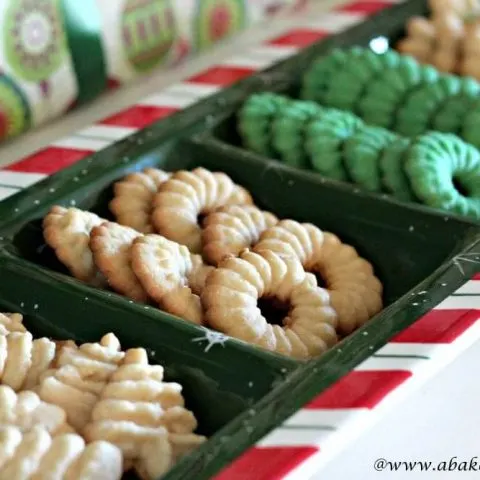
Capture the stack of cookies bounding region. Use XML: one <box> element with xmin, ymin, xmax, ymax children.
<box><xmin>396</xmin><ymin>0</ymin><xmax>480</xmax><ymax>79</ymax></box>
<box><xmin>42</xmin><ymin>167</ymin><xmax>384</xmax><ymax>360</ymax></box>
<box><xmin>0</xmin><ymin>312</ymin><xmax>205</xmax><ymax>479</ymax></box>
<box><xmin>300</xmin><ymin>46</ymin><xmax>480</xmax><ymax>145</ymax></box>
<box><xmin>237</xmin><ymin>92</ymin><xmax>480</xmax><ymax>220</ymax></box>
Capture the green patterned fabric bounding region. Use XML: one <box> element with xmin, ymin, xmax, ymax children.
<box><xmin>0</xmin><ymin>0</ymin><xmax>307</xmax><ymax>143</ymax></box>
<box><xmin>4</xmin><ymin>0</ymin><xmax>68</xmax><ymax>83</ymax></box>
<box><xmin>121</xmin><ymin>0</ymin><xmax>176</xmax><ymax>72</ymax></box>
<box><xmin>194</xmin><ymin>0</ymin><xmax>247</xmax><ymax>52</ymax></box>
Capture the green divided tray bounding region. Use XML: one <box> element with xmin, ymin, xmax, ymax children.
<box><xmin>0</xmin><ymin>0</ymin><xmax>478</xmax><ymax>479</ymax></box>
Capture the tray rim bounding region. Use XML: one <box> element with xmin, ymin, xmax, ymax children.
<box><xmin>2</xmin><ymin>2</ymin><xmax>478</xmax><ymax>478</ymax></box>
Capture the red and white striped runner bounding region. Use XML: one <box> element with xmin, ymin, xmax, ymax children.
<box><xmin>2</xmin><ymin>1</ymin><xmax>478</xmax><ymax>480</ymax></box>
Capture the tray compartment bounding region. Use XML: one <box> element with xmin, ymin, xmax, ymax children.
<box><xmin>192</xmin><ymin>0</ymin><xmax>478</xmax><ymax>222</ymax></box>
<box><xmin>1</xmin><ymin>136</ymin><xmax>479</xmax><ymax>337</ymax></box>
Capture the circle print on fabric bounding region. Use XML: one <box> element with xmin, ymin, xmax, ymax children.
<box><xmin>121</xmin><ymin>0</ymin><xmax>177</xmax><ymax>73</ymax></box>
<box><xmin>194</xmin><ymin>0</ymin><xmax>246</xmax><ymax>52</ymax></box>
<box><xmin>0</xmin><ymin>75</ymin><xmax>31</xmax><ymax>140</ymax></box>
<box><xmin>4</xmin><ymin>0</ymin><xmax>68</xmax><ymax>83</ymax></box>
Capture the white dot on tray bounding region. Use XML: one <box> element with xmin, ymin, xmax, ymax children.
<box><xmin>49</xmin><ymin>188</ymin><xmax>55</xmax><ymax>193</ymax></box>
<box><xmin>33</xmin><ymin>200</ymin><xmax>40</xmax><ymax>205</ymax></box>
<box><xmin>248</xmin><ymin>381</ymin><xmax>253</xmax><ymax>388</ymax></box>
<box><xmin>20</xmin><ymin>302</ymin><xmax>24</xmax><ymax>308</ymax></box>
<box><xmin>409</xmin><ymin>226</ymin><xmax>414</xmax><ymax>232</ymax></box>
<box><xmin>33</xmin><ymin>304</ymin><xmax>38</xmax><ymax>310</ymax></box>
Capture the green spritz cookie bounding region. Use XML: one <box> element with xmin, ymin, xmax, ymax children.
<box><xmin>433</xmin><ymin>77</ymin><xmax>480</xmax><ymax>134</ymax></box>
<box><xmin>405</xmin><ymin>132</ymin><xmax>480</xmax><ymax>219</ymax></box>
<box><xmin>395</xmin><ymin>75</ymin><xmax>461</xmax><ymax>137</ymax></box>
<box><xmin>343</xmin><ymin>125</ymin><xmax>398</xmax><ymax>192</ymax></box>
<box><xmin>301</xmin><ymin>47</ymin><xmax>364</xmax><ymax>103</ymax></box>
<box><xmin>238</xmin><ymin>93</ymin><xmax>289</xmax><ymax>156</ymax></box>
<box><xmin>271</xmin><ymin>100</ymin><xmax>324</xmax><ymax>169</ymax></box>
<box><xmin>323</xmin><ymin>69</ymin><xmax>365</xmax><ymax>112</ymax></box>
<box><xmin>358</xmin><ymin>59</ymin><xmax>439</xmax><ymax>129</ymax></box>
<box><xmin>359</xmin><ymin>56</ymin><xmax>423</xmax><ymax>107</ymax></box>
<box><xmin>305</xmin><ymin>110</ymin><xmax>363</xmax><ymax>181</ymax></box>
<box><xmin>379</xmin><ymin>136</ymin><xmax>416</xmax><ymax>201</ymax></box>
<box><xmin>461</xmin><ymin>97</ymin><xmax>480</xmax><ymax>150</ymax></box>
<box><xmin>322</xmin><ymin>49</ymin><xmax>398</xmax><ymax>112</ymax></box>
